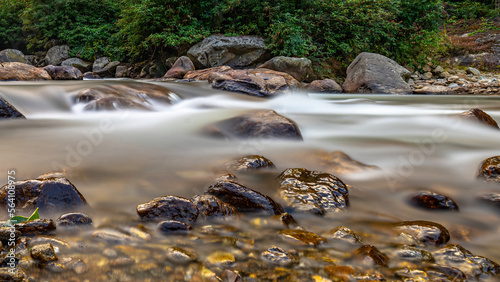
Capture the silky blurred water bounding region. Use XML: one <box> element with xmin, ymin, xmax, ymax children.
<box><xmin>1</xmin><ymin>80</ymin><xmax>499</xmax><ymax>263</ymax></box>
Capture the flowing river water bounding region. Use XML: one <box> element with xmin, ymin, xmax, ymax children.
<box><xmin>0</xmin><ymin>79</ymin><xmax>499</xmax><ymax>281</ymax></box>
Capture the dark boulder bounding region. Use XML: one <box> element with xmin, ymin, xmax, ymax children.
<box><xmin>477</xmin><ymin>156</ymin><xmax>500</xmax><ymax>183</ymax></box>
<box><xmin>45</xmin><ymin>45</ymin><xmax>70</xmax><ymax>66</ymax></box>
<box><xmin>354</xmin><ymin>245</ymin><xmax>389</xmax><ymax>267</ymax></box>
<box><xmin>318</xmin><ymin>150</ymin><xmax>379</xmax><ymax>175</ymax></box>
<box><xmin>157</xmin><ymin>220</ymin><xmax>192</xmax><ymax>234</ymax></box>
<box><xmin>395</xmin><ymin>220</ymin><xmax>450</xmax><ymax>246</ymax></box>
<box><xmin>259</xmin><ymin>56</ymin><xmax>313</xmax><ymax>82</ymax></box>
<box><xmin>343</xmin><ymin>52</ymin><xmax>412</xmax><ymax>94</ymax></box>
<box><xmin>83</xmin><ymin>72</ymin><xmax>102</xmax><ymax>79</ymax></box>
<box><xmin>206</xmin><ymin>181</ymin><xmax>284</xmax><ymax>215</ymax></box>
<box><xmin>57</xmin><ymin>212</ymin><xmax>93</xmax><ymax>227</ymax></box>
<box><xmin>0</xmin><ymin>97</ymin><xmax>25</xmax><ymax>119</ymax></box>
<box><xmin>0</xmin><ymin>62</ymin><xmax>51</xmax><ymax>81</ymax></box>
<box><xmin>43</xmin><ymin>65</ymin><xmax>83</xmax><ymax>80</ymax></box>
<box><xmin>15</xmin><ymin>219</ymin><xmax>56</xmax><ymax>235</ymax></box>
<box><xmin>0</xmin><ymin>177</ymin><xmax>87</xmax><ymax>214</ymax></box>
<box><xmin>409</xmin><ymin>191</ymin><xmax>459</xmax><ymax>211</ymax></box>
<box><xmin>92</xmin><ymin>57</ymin><xmax>120</xmax><ymax>77</ymax></box>
<box><xmin>0</xmin><ymin>49</ymin><xmax>28</xmax><ymax>64</ymax></box>
<box><xmin>136</xmin><ymin>196</ymin><xmax>199</xmax><ymax>222</ymax></box>
<box><xmin>278</xmin><ymin>168</ymin><xmax>349</xmax><ymax>215</ymax></box>
<box><xmin>306</xmin><ymin>79</ymin><xmax>343</xmax><ymax>93</ymax></box>
<box><xmin>209</xmin><ymin>109</ymin><xmax>302</xmax><ymax>140</ymax></box>
<box><xmin>211</xmin><ymin>68</ymin><xmax>299</xmax><ymax>97</ymax></box>
<box><xmin>163</xmin><ymin>56</ymin><xmax>195</xmax><ymax>79</ymax></box>
<box><xmin>187</xmin><ymin>35</ymin><xmax>269</xmax><ymax>69</ymax></box>
<box><xmin>190</xmin><ymin>194</ymin><xmax>239</xmax><ymax>219</ymax></box>
<box><xmin>227</xmin><ymin>155</ymin><xmax>276</xmax><ymax>172</ymax></box>
<box><xmin>459</xmin><ymin>108</ymin><xmax>499</xmax><ymax>129</ymax></box>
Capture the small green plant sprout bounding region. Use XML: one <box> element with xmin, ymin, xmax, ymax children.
<box><xmin>3</xmin><ymin>208</ymin><xmax>39</xmax><ymax>227</ymax></box>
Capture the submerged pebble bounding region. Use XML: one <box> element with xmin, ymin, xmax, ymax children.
<box><xmin>395</xmin><ymin>220</ymin><xmax>450</xmax><ymax>246</ymax></box>
<box><xmin>409</xmin><ymin>191</ymin><xmax>459</xmax><ymax>211</ymax></box>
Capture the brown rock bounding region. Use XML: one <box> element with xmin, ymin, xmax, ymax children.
<box><xmin>354</xmin><ymin>245</ymin><xmax>389</xmax><ymax>267</ymax></box>
<box><xmin>227</xmin><ymin>155</ymin><xmax>276</xmax><ymax>171</ymax></box>
<box><xmin>319</xmin><ymin>150</ymin><xmax>379</xmax><ymax>174</ymax></box>
<box><xmin>459</xmin><ymin>108</ymin><xmax>499</xmax><ymax>129</ymax></box>
<box><xmin>157</xmin><ymin>220</ymin><xmax>192</xmax><ymax>234</ymax></box>
<box><xmin>30</xmin><ymin>243</ymin><xmax>58</xmax><ymax>263</ymax></box>
<box><xmin>163</xmin><ymin>56</ymin><xmax>195</xmax><ymax>78</ymax></box>
<box><xmin>395</xmin><ymin>220</ymin><xmax>450</xmax><ymax>246</ymax></box>
<box><xmin>136</xmin><ymin>195</ymin><xmax>199</xmax><ymax>222</ymax></box>
<box><xmin>190</xmin><ymin>194</ymin><xmax>239</xmax><ymax>218</ymax></box>
<box><xmin>184</xmin><ymin>66</ymin><xmax>233</xmax><ymax>81</ymax></box>
<box><xmin>15</xmin><ymin>219</ymin><xmax>56</xmax><ymax>235</ymax></box>
<box><xmin>0</xmin><ymin>62</ymin><xmax>51</xmax><ymax>81</ymax></box>
<box><xmin>278</xmin><ymin>229</ymin><xmax>327</xmax><ymax>246</ymax></box>
<box><xmin>477</xmin><ymin>156</ymin><xmax>500</xmax><ymax>183</ymax></box>
<box><xmin>43</xmin><ymin>65</ymin><xmax>83</xmax><ymax>80</ymax></box>
<box><xmin>306</xmin><ymin>79</ymin><xmax>343</xmax><ymax>93</ymax></box>
<box><xmin>409</xmin><ymin>191</ymin><xmax>459</xmax><ymax>211</ymax></box>
<box><xmin>413</xmin><ymin>85</ymin><xmax>455</xmax><ymax>94</ymax></box>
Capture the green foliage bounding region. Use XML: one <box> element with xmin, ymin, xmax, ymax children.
<box><xmin>448</xmin><ymin>0</ymin><xmax>496</xmax><ymax>19</ymax></box>
<box><xmin>21</xmin><ymin>0</ymin><xmax>121</xmax><ymax>61</ymax></box>
<box><xmin>0</xmin><ymin>0</ymin><xmax>27</xmax><ymax>48</ymax></box>
<box><xmin>3</xmin><ymin>208</ymin><xmax>39</xmax><ymax>227</ymax></box>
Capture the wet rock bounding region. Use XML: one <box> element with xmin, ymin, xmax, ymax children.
<box><xmin>212</xmin><ymin>68</ymin><xmax>299</xmax><ymax>97</ymax></box>
<box><xmin>57</xmin><ymin>212</ymin><xmax>93</xmax><ymax>227</ymax></box>
<box><xmin>61</xmin><ymin>58</ymin><xmax>92</xmax><ymax>73</ymax></box>
<box><xmin>163</xmin><ymin>56</ymin><xmax>195</xmax><ymax>78</ymax></box>
<box><xmin>478</xmin><ymin>193</ymin><xmax>500</xmax><ymax>209</ymax></box>
<box><xmin>343</xmin><ymin>52</ymin><xmax>412</xmax><ymax>94</ymax></box>
<box><xmin>30</xmin><ymin>237</ymin><xmax>70</xmax><ymax>251</ymax></box>
<box><xmin>424</xmin><ymin>264</ymin><xmax>466</xmax><ymax>281</ymax></box>
<box><xmin>433</xmin><ymin>244</ymin><xmax>500</xmax><ymax>279</ymax></box>
<box><xmin>44</xmin><ymin>262</ymin><xmax>65</xmax><ymax>273</ymax></box>
<box><xmin>394</xmin><ymin>269</ymin><xmax>428</xmax><ymax>280</ymax></box>
<box><xmin>466</xmin><ymin>67</ymin><xmax>481</xmax><ymax>76</ymax></box>
<box><xmin>45</xmin><ymin>45</ymin><xmax>70</xmax><ymax>66</ymax></box>
<box><xmin>137</xmin><ymin>196</ymin><xmax>199</xmax><ymax>222</ymax></box>
<box><xmin>392</xmin><ymin>246</ymin><xmax>434</xmax><ymax>263</ymax></box>
<box><xmin>0</xmin><ymin>267</ymin><xmax>29</xmax><ymax>282</ymax></box>
<box><xmin>227</xmin><ymin>155</ymin><xmax>276</xmax><ymax>171</ymax></box>
<box><xmin>187</xmin><ymin>35</ymin><xmax>268</xmax><ymax>69</ymax></box>
<box><xmin>109</xmin><ymin>257</ymin><xmax>135</xmax><ymax>267</ymax></box>
<box><xmin>459</xmin><ymin>108</ymin><xmax>499</xmax><ymax>129</ymax></box>
<box><xmin>324</xmin><ymin>226</ymin><xmax>363</xmax><ymax>245</ymax></box>
<box><xmin>210</xmin><ymin>109</ymin><xmax>302</xmax><ymax>140</ymax></box>
<box><xmin>259</xmin><ymin>56</ymin><xmax>313</xmax><ymax>82</ymax></box>
<box><xmin>0</xmin><ymin>97</ymin><xmax>25</xmax><ymax>119</ymax></box>
<box><xmin>30</xmin><ymin>243</ymin><xmax>57</xmax><ymax>263</ymax></box>
<box><xmin>165</xmin><ymin>247</ymin><xmax>196</xmax><ymax>265</ymax></box>
<box><xmin>409</xmin><ymin>191</ymin><xmax>459</xmax><ymax>211</ymax></box>
<box><xmin>354</xmin><ymin>245</ymin><xmax>389</xmax><ymax>267</ymax></box>
<box><xmin>215</xmin><ymin>173</ymin><xmax>238</xmax><ymax>182</ymax></box>
<box><xmin>0</xmin><ymin>49</ymin><xmax>27</xmax><ymax>64</ymax></box>
<box><xmin>92</xmin><ymin>229</ymin><xmax>141</xmax><ymax>244</ymax></box>
<box><xmin>279</xmin><ymin>213</ymin><xmax>299</xmax><ymax>228</ymax></box>
<box><xmin>157</xmin><ymin>220</ymin><xmax>192</xmax><ymax>234</ymax></box>
<box><xmin>184</xmin><ymin>66</ymin><xmax>233</xmax><ymax>81</ymax></box>
<box><xmin>0</xmin><ymin>62</ymin><xmax>51</xmax><ymax>81</ymax></box>
<box><xmin>395</xmin><ymin>220</ymin><xmax>450</xmax><ymax>246</ymax></box>
<box><xmin>206</xmin><ymin>181</ymin><xmax>284</xmax><ymax>215</ymax></box>
<box><xmin>319</xmin><ymin>151</ymin><xmax>379</xmax><ymax>174</ymax></box>
<box><xmin>76</xmin><ymin>83</ymin><xmax>179</xmax><ymax>111</ymax></box>
<box><xmin>0</xmin><ymin>177</ymin><xmax>87</xmax><ymax>214</ymax></box>
<box><xmin>83</xmin><ymin>72</ymin><xmax>102</xmax><ymax>79</ymax></box>
<box><xmin>477</xmin><ymin>156</ymin><xmax>500</xmax><ymax>183</ymax></box>
<box><xmin>43</xmin><ymin>65</ymin><xmax>83</xmax><ymax>80</ymax></box>
<box><xmin>206</xmin><ymin>251</ymin><xmax>236</xmax><ymax>268</ymax></box>
<box><xmin>0</xmin><ymin>227</ymin><xmax>20</xmax><ymax>246</ymax></box>
<box><xmin>221</xmin><ymin>269</ymin><xmax>241</xmax><ymax>282</ymax></box>
<box><xmin>261</xmin><ymin>246</ymin><xmax>297</xmax><ymax>266</ymax></box>
<box><xmin>324</xmin><ymin>265</ymin><xmax>355</xmax><ymax>280</ymax></box>
<box><xmin>13</xmin><ymin>219</ymin><xmax>55</xmax><ymax>236</ymax></box>
<box><xmin>191</xmin><ymin>194</ymin><xmax>239</xmax><ymax>219</ymax></box>
<box><xmin>278</xmin><ymin>168</ymin><xmax>349</xmax><ymax>215</ymax></box>
<box><xmin>278</xmin><ymin>229</ymin><xmax>327</xmax><ymax>246</ymax></box>
<box><xmin>63</xmin><ymin>258</ymin><xmax>87</xmax><ymax>274</ymax></box>
<box><xmin>306</xmin><ymin>79</ymin><xmax>343</xmax><ymax>93</ymax></box>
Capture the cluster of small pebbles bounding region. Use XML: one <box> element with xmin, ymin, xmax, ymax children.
<box><xmin>410</xmin><ymin>65</ymin><xmax>500</xmax><ymax>95</ymax></box>
<box><xmin>0</xmin><ymin>148</ymin><xmax>499</xmax><ymax>281</ymax></box>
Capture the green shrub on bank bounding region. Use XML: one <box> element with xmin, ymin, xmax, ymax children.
<box><xmin>0</xmin><ymin>0</ymin><xmax>27</xmax><ymax>50</ymax></box>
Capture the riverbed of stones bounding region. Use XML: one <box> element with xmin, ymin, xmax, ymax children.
<box><xmin>1</xmin><ymin>108</ymin><xmax>500</xmax><ymax>281</ymax></box>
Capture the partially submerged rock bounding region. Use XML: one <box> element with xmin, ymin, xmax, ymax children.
<box><xmin>278</xmin><ymin>168</ymin><xmax>349</xmax><ymax>215</ymax></box>
<box><xmin>15</xmin><ymin>219</ymin><xmax>56</xmax><ymax>235</ymax></box>
<box><xmin>209</xmin><ymin>110</ymin><xmax>302</xmax><ymax>140</ymax></box>
<box><xmin>157</xmin><ymin>220</ymin><xmax>192</xmax><ymax>234</ymax></box>
<box><xmin>45</xmin><ymin>45</ymin><xmax>70</xmax><ymax>66</ymax></box>
<box><xmin>343</xmin><ymin>52</ymin><xmax>412</xmax><ymax>94</ymax></box>
<box><xmin>261</xmin><ymin>246</ymin><xmax>297</xmax><ymax>266</ymax></box>
<box><xmin>43</xmin><ymin>65</ymin><xmax>83</xmax><ymax>80</ymax></box>
<box><xmin>477</xmin><ymin>156</ymin><xmax>500</xmax><ymax>183</ymax></box>
<box><xmin>136</xmin><ymin>196</ymin><xmax>199</xmax><ymax>222</ymax></box>
<box><xmin>227</xmin><ymin>155</ymin><xmax>276</xmax><ymax>172</ymax></box>
<box><xmin>30</xmin><ymin>243</ymin><xmax>58</xmax><ymax>263</ymax></box>
<box><xmin>278</xmin><ymin>229</ymin><xmax>327</xmax><ymax>247</ymax></box>
<box><xmin>163</xmin><ymin>56</ymin><xmax>195</xmax><ymax>79</ymax></box>
<box><xmin>190</xmin><ymin>194</ymin><xmax>239</xmax><ymax>219</ymax></box>
<box><xmin>319</xmin><ymin>151</ymin><xmax>379</xmax><ymax>175</ymax></box>
<box><xmin>0</xmin><ymin>97</ymin><xmax>25</xmax><ymax>119</ymax></box>
<box><xmin>0</xmin><ymin>62</ymin><xmax>51</xmax><ymax>81</ymax></box>
<box><xmin>409</xmin><ymin>191</ymin><xmax>459</xmax><ymax>211</ymax></box>
<box><xmin>57</xmin><ymin>212</ymin><xmax>93</xmax><ymax>227</ymax></box>
<box><xmin>394</xmin><ymin>220</ymin><xmax>450</xmax><ymax>246</ymax></box>
<box><xmin>324</xmin><ymin>226</ymin><xmax>363</xmax><ymax>245</ymax></box>
<box><xmin>354</xmin><ymin>245</ymin><xmax>389</xmax><ymax>267</ymax></box>
<box><xmin>0</xmin><ymin>177</ymin><xmax>87</xmax><ymax>214</ymax></box>
<box><xmin>306</xmin><ymin>79</ymin><xmax>343</xmax><ymax>93</ymax></box>
<box><xmin>459</xmin><ymin>108</ymin><xmax>499</xmax><ymax>129</ymax></box>
<box><xmin>206</xmin><ymin>181</ymin><xmax>284</xmax><ymax>215</ymax></box>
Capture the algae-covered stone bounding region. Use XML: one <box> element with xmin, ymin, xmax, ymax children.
<box><xmin>278</xmin><ymin>168</ymin><xmax>349</xmax><ymax>215</ymax></box>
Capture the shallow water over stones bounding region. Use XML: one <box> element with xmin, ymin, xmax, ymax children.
<box><xmin>0</xmin><ymin>80</ymin><xmax>500</xmax><ymax>280</ymax></box>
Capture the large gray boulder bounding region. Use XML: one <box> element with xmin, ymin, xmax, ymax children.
<box><xmin>93</xmin><ymin>57</ymin><xmax>120</xmax><ymax>77</ymax></box>
<box><xmin>187</xmin><ymin>35</ymin><xmax>269</xmax><ymax>69</ymax></box>
<box><xmin>259</xmin><ymin>56</ymin><xmax>313</xmax><ymax>82</ymax></box>
<box><xmin>43</xmin><ymin>65</ymin><xmax>83</xmax><ymax>80</ymax></box>
<box><xmin>0</xmin><ymin>49</ymin><xmax>28</xmax><ymax>64</ymax></box>
<box><xmin>343</xmin><ymin>52</ymin><xmax>411</xmax><ymax>95</ymax></box>
<box><xmin>61</xmin><ymin>58</ymin><xmax>92</xmax><ymax>73</ymax></box>
<box><xmin>45</xmin><ymin>45</ymin><xmax>70</xmax><ymax>66</ymax></box>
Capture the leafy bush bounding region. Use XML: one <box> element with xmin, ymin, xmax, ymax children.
<box><xmin>0</xmin><ymin>0</ymin><xmax>27</xmax><ymax>50</ymax></box>
<box><xmin>448</xmin><ymin>0</ymin><xmax>495</xmax><ymax>19</ymax></box>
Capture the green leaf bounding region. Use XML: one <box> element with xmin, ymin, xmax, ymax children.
<box><xmin>2</xmin><ymin>208</ymin><xmax>40</xmax><ymax>227</ymax></box>
<box><xmin>27</xmin><ymin>207</ymin><xmax>39</xmax><ymax>221</ymax></box>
